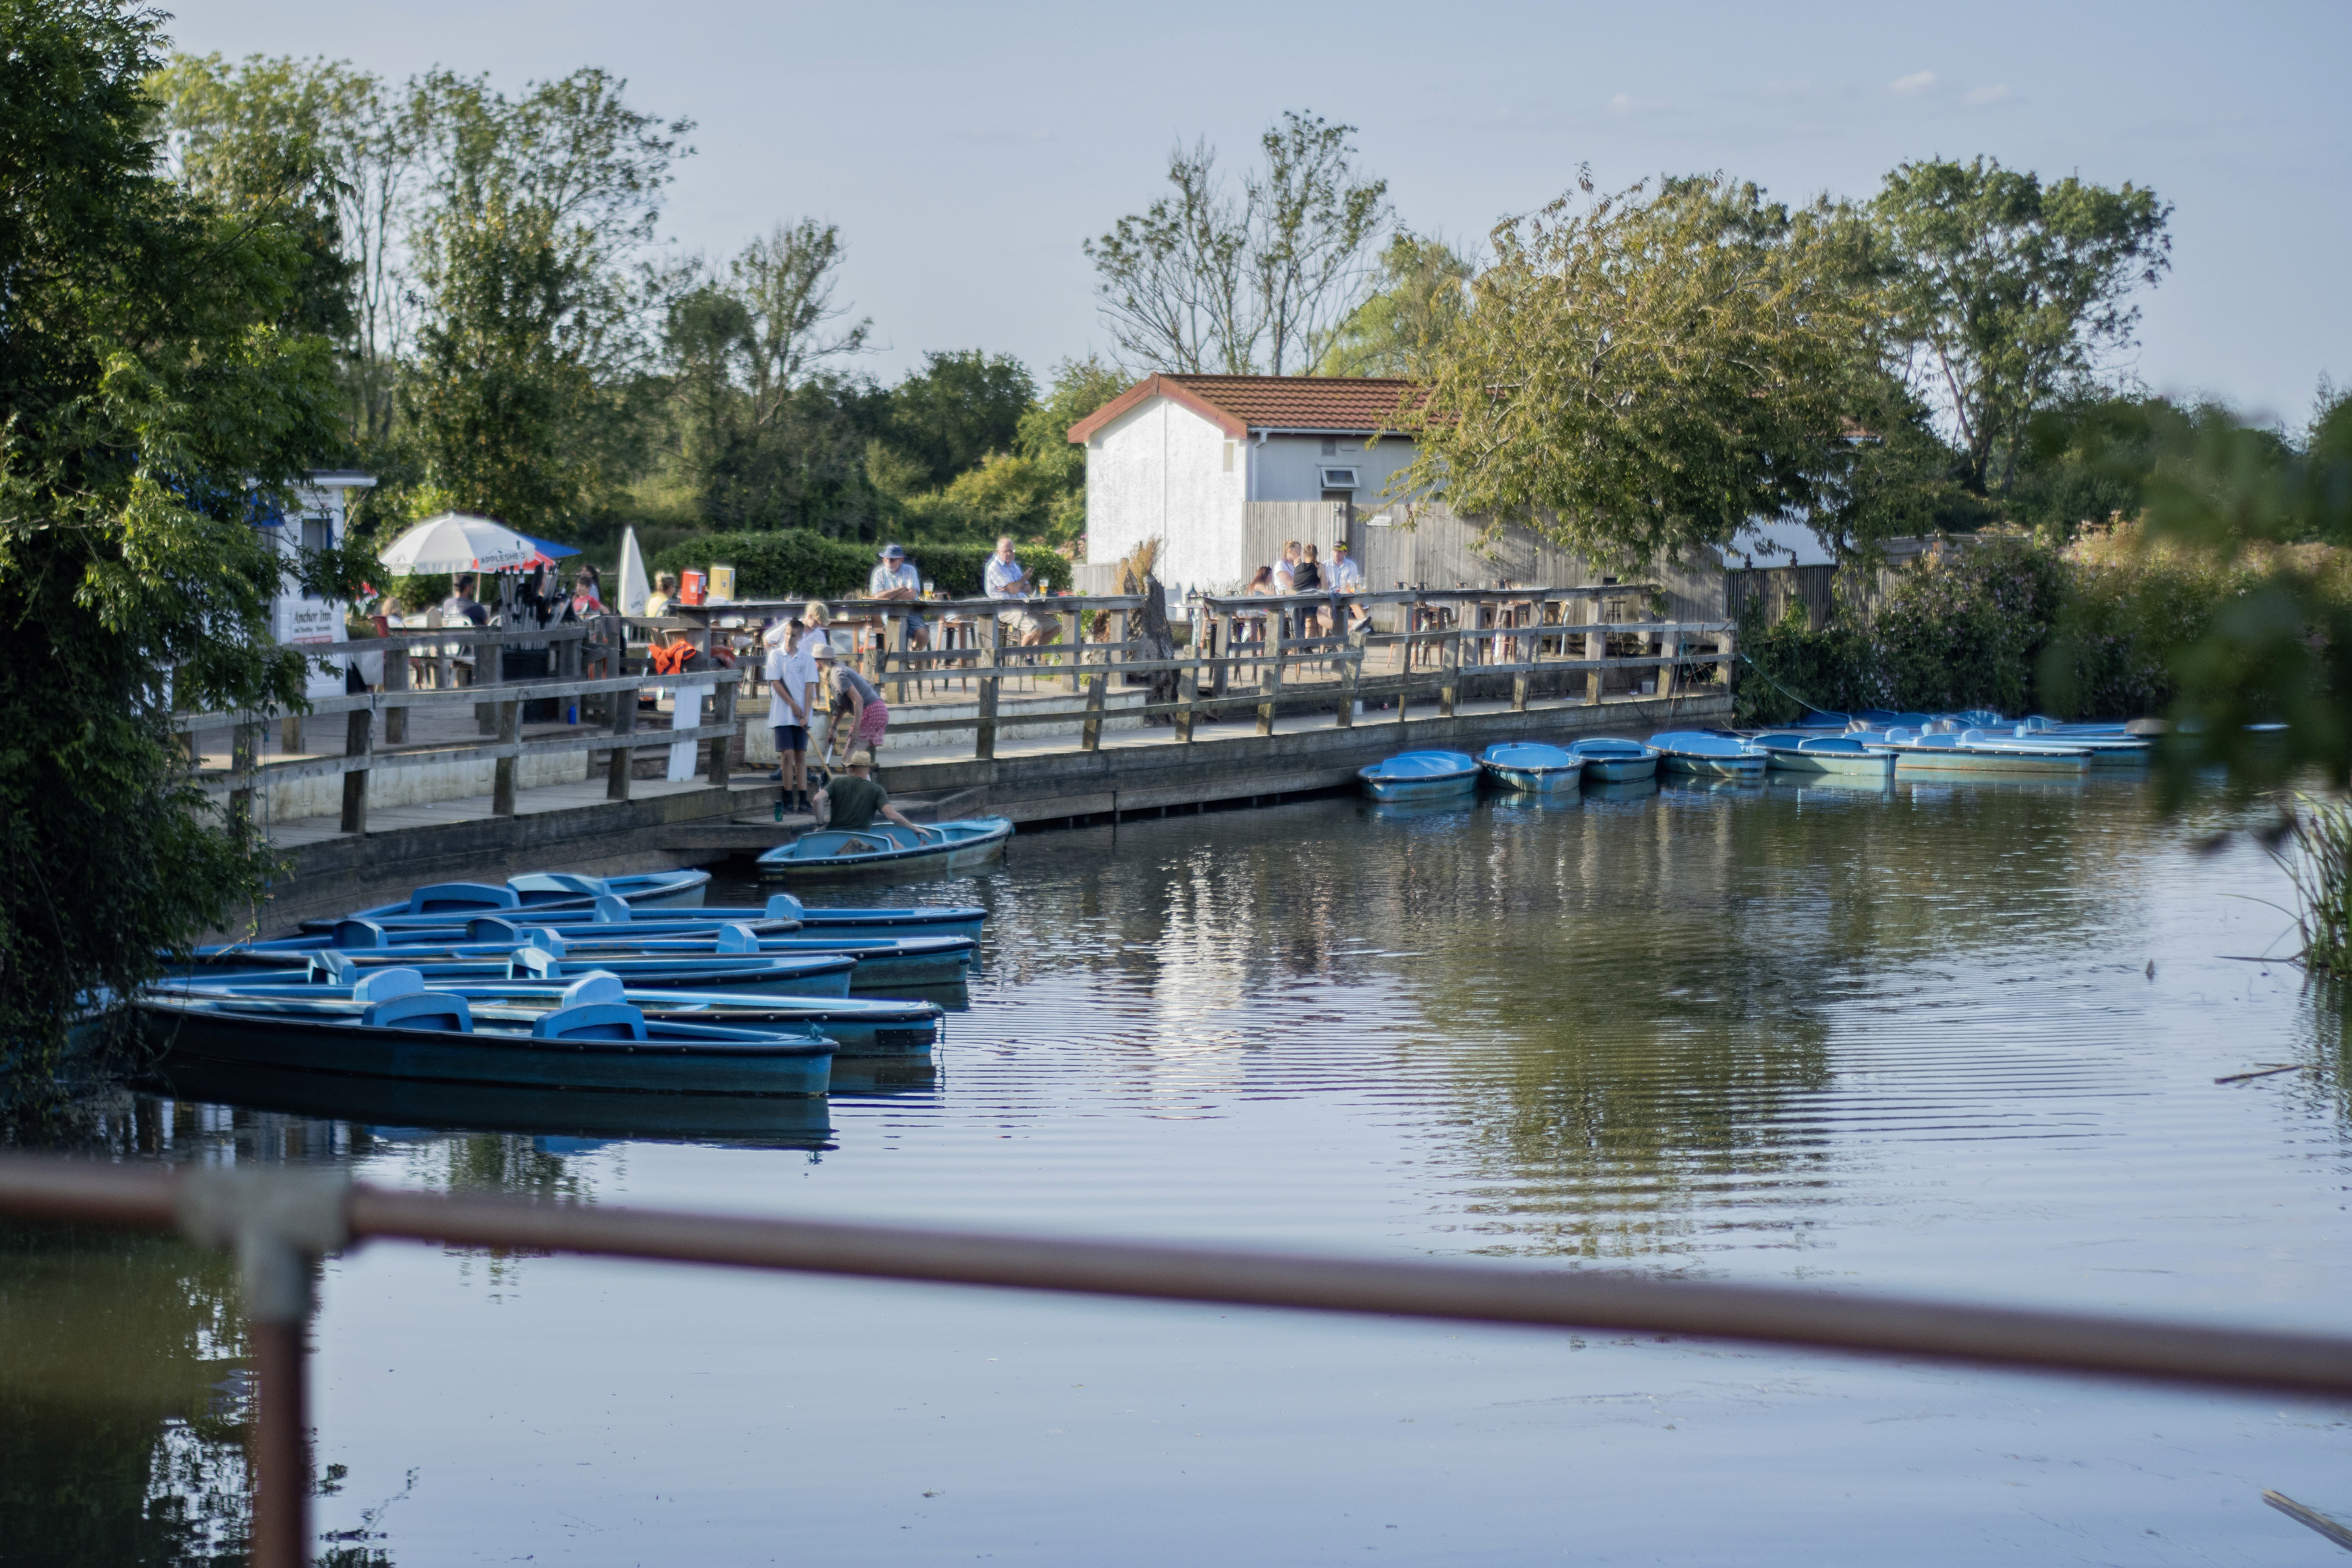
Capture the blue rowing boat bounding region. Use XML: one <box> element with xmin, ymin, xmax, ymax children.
<box><xmin>1359</xmin><ymin>750</ymin><xmax>1478</xmax><ymax>802</ymax></box>
<box><xmin>177</xmin><ymin>942</ymin><xmax>859</xmax><ymax>998</ymax></box>
<box><xmin>756</xmin><ymin>817</ymin><xmax>1014</xmax><ymax>881</ymax></box>
<box><xmin>1648</xmin><ymin>731</ymin><xmax>1767</xmax><ymax>780</ymax></box>
<box><xmin>1478</xmin><ymin>742</ymin><xmax>1584</xmax><ymax>794</ymax></box>
<box><xmin>1564</xmin><ymin>737</ymin><xmax>1660</xmax><ymax>783</ymax></box>
<box><xmin>1750</xmin><ymin>733</ymin><xmax>1898</xmax><ymax>780</ymax></box>
<box><xmin>138</xmin><ymin>970</ymin><xmax>837</xmax><ymax>1095</ymax></box>
<box><xmin>339</xmin><ymin>869</ymin><xmax>711</xmax><ymax>922</ymax></box>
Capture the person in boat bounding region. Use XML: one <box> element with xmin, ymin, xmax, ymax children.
<box><xmin>868</xmin><ymin>542</ymin><xmax>929</xmax><ymax>651</ymax></box>
<box><xmin>822</xmin><ymin>751</ymin><xmax>932</xmax><ymax>838</ymax></box>
<box><xmin>985</xmin><ymin>535</ymin><xmax>1056</xmax><ymax>647</ymax></box>
<box><xmin>813</xmin><ymin>637</ymin><xmax>889</xmax><ymax>765</ymax></box>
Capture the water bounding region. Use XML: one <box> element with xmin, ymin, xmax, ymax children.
<box><xmin>10</xmin><ymin>777</ymin><xmax>2352</xmax><ymax>1564</ymax></box>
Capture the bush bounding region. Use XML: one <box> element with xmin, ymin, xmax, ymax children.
<box><xmin>1871</xmin><ymin>537</ymin><xmax>2072</xmax><ymax>715</ymax></box>
<box><xmin>650</xmin><ymin>530</ymin><xmax>1071</xmax><ymax>601</ymax></box>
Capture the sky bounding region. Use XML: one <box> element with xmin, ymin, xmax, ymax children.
<box><xmin>174</xmin><ymin>0</ymin><xmax>2350</xmax><ymax>430</ymax></box>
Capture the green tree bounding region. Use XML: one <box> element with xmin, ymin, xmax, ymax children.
<box><xmin>1315</xmin><ymin>231</ymin><xmax>1474</xmax><ymax>378</ymax></box>
<box><xmin>0</xmin><ymin>0</ymin><xmax>353</xmax><ymax>1091</ymax></box>
<box><xmin>882</xmin><ymin>349</ymin><xmax>1035</xmax><ymax>492</ymax></box>
<box><xmin>1398</xmin><ymin>173</ymin><xmax>1875</xmax><ymax>571</ymax></box>
<box><xmin>1086</xmin><ymin>111</ymin><xmax>1390</xmax><ymax>375</ymax></box>
<box><xmin>1870</xmin><ymin>156</ymin><xmax>2171</xmax><ymax>495</ymax></box>
<box><xmin>1016</xmin><ymin>354</ymin><xmax>1127</xmax><ymax>543</ymax></box>
<box><xmin>397</xmin><ymin>68</ymin><xmax>689</xmax><ymax>535</ymax></box>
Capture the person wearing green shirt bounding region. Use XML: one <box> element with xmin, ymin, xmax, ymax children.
<box><xmin>822</xmin><ymin>751</ymin><xmax>933</xmax><ymax>836</ymax></box>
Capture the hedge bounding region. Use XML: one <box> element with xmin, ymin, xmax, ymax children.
<box><xmin>647</xmin><ymin>531</ymin><xmax>1071</xmax><ymax>602</ymax></box>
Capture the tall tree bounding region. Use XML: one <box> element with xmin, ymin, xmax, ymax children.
<box><xmin>1870</xmin><ymin>156</ymin><xmax>2171</xmax><ymax>494</ymax></box>
<box><xmin>1016</xmin><ymin>354</ymin><xmax>1128</xmax><ymax>542</ymax></box>
<box><xmin>0</xmin><ymin>0</ymin><xmax>352</xmax><ymax>1087</ymax></box>
<box><xmin>1397</xmin><ymin>173</ymin><xmax>1874</xmax><ymax>570</ymax></box>
<box><xmin>398</xmin><ymin>68</ymin><xmax>689</xmax><ymax>534</ymax></box>
<box><xmin>1315</xmin><ymin>231</ymin><xmax>1475</xmax><ymax>378</ymax></box>
<box><xmin>1086</xmin><ymin>112</ymin><xmax>1390</xmax><ymax>375</ymax></box>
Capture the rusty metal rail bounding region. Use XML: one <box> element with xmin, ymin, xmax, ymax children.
<box><xmin>7</xmin><ymin>1151</ymin><xmax>2351</xmax><ymax>1564</ymax></box>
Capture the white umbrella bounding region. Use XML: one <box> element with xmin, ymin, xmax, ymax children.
<box><xmin>376</xmin><ymin>512</ymin><xmax>542</xmax><ymax>575</ymax></box>
<box><xmin>617</xmin><ymin>525</ymin><xmax>650</xmax><ymax>614</ymax></box>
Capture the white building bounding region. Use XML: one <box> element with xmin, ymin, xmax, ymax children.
<box><xmin>267</xmin><ymin>470</ymin><xmax>375</xmax><ymax>699</ymax></box>
<box><xmin>1068</xmin><ymin>374</ymin><xmax>1423</xmax><ymax>595</ymax></box>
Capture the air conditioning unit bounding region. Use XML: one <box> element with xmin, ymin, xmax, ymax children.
<box><xmin>1318</xmin><ymin>466</ymin><xmax>1361</xmax><ymax>490</ymax></box>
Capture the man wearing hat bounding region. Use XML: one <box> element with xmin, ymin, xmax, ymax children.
<box><xmin>820</xmin><ymin>750</ymin><xmax>932</xmax><ymax>838</ymax></box>
<box><xmin>868</xmin><ymin>542</ymin><xmax>929</xmax><ymax>651</ymax></box>
<box><xmin>809</xmin><ymin>634</ymin><xmax>890</xmax><ymax>769</ymax></box>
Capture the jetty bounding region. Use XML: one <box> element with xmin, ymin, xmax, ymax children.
<box><xmin>177</xmin><ymin>586</ymin><xmax>1734</xmax><ymax>931</ymax></box>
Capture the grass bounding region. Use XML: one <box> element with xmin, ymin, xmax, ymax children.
<box><xmin>2277</xmin><ymin>795</ymin><xmax>2352</xmax><ymax>975</ymax></box>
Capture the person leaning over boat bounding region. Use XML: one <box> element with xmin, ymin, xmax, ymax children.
<box><xmin>822</xmin><ymin>751</ymin><xmax>932</xmax><ymax>838</ymax></box>
<box><xmin>812</xmin><ymin>637</ymin><xmax>889</xmax><ymax>759</ymax></box>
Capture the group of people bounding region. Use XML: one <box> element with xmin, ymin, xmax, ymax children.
<box><xmin>759</xmin><ymin>600</ymin><xmax>893</xmax><ymax>819</ymax></box>
<box><xmin>1240</xmin><ymin>537</ymin><xmax>1370</xmax><ymax>638</ymax></box>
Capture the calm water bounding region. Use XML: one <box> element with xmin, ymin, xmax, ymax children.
<box><xmin>9</xmin><ymin>776</ymin><xmax>2352</xmax><ymax>1565</ymax></box>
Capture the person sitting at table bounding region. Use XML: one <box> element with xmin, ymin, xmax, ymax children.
<box><xmin>820</xmin><ymin>750</ymin><xmax>932</xmax><ymax>838</ymax></box>
<box><xmin>644</xmin><ymin>571</ymin><xmax>677</xmax><ymax>617</ymax></box>
<box><xmin>984</xmin><ymin>535</ymin><xmax>1056</xmax><ymax>647</ymax></box>
<box><xmin>1236</xmin><ymin>565</ymin><xmax>1279</xmax><ymax>645</ymax></box>
<box><xmin>1272</xmin><ymin>542</ymin><xmax>1299</xmax><ymax>595</ymax></box>
<box><xmin>867</xmin><ymin>542</ymin><xmax>929</xmax><ymax>651</ymax></box>
<box><xmin>441</xmin><ymin>575</ymin><xmax>490</xmax><ymax>628</ymax></box>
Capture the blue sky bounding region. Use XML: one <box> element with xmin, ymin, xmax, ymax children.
<box><xmin>178</xmin><ymin>0</ymin><xmax>2348</xmax><ymax>428</ymax></box>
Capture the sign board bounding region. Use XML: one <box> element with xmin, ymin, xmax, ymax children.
<box><xmin>270</xmin><ymin>472</ymin><xmax>376</xmax><ymax>700</ymax></box>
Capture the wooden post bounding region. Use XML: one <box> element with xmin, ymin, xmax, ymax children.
<box><xmin>383</xmin><ymin>638</ymin><xmax>408</xmax><ymax>743</ymax></box>
<box><xmin>885</xmin><ymin>615</ymin><xmax>908</xmax><ymax>705</ymax></box>
<box><xmin>1176</xmin><ymin>656</ymin><xmax>1200</xmax><ymax>743</ymax></box>
<box><xmin>1212</xmin><ymin>613</ymin><xmax>1234</xmax><ymax>699</ymax></box>
<box><xmin>1440</xmin><ymin>631</ymin><xmax>1461</xmax><ymax>718</ymax></box>
<box><xmin>1719</xmin><ymin>626</ymin><xmax>1737</xmax><ymax>692</ymax></box>
<box><xmin>229</xmin><ymin>721</ymin><xmax>260</xmax><ymax>848</ymax></box>
<box><xmin>975</xmin><ymin>673</ymin><xmax>999</xmax><ymax>760</ymax></box>
<box><xmin>605</xmin><ymin>685</ymin><xmax>636</xmax><ymax>801</ymax></box>
<box><xmin>1512</xmin><ymin>628</ymin><xmax>1531</xmax><ymax>712</ymax></box>
<box><xmin>1584</xmin><ymin>600</ymin><xmax>1606</xmax><ymax>704</ymax></box>
<box><xmin>491</xmin><ymin>699</ymin><xmax>521</xmax><ymax>816</ymax></box>
<box><xmin>280</xmin><ymin>713</ymin><xmax>305</xmax><ymax>754</ymax></box>
<box><xmin>1065</xmin><ymin>606</ymin><xmax>1083</xmax><ymax>693</ymax></box>
<box><xmin>338</xmin><ymin>707</ymin><xmax>371</xmax><ymax>835</ymax></box>
<box><xmin>1256</xmin><ymin>644</ymin><xmax>1283</xmax><ymax>736</ymax></box>
<box><xmin>1658</xmin><ymin>626</ymin><xmax>1680</xmax><ymax>701</ymax></box>
<box><xmin>1081</xmin><ymin>670</ymin><xmax>1107</xmax><ymax>751</ymax></box>
<box><xmin>557</xmin><ymin>629</ymin><xmax>581</xmax><ymax>685</ymax></box>
<box><xmin>706</xmin><ymin>676</ymin><xmax>736</xmax><ymax>787</ymax></box>
<box><xmin>1337</xmin><ymin>638</ymin><xmax>1363</xmax><ymax>728</ymax></box>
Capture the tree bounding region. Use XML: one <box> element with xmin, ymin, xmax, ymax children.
<box><xmin>1315</xmin><ymin>232</ymin><xmax>1475</xmax><ymax>378</ymax></box>
<box><xmin>1397</xmin><ymin>173</ymin><xmax>1875</xmax><ymax>571</ymax></box>
<box><xmin>1016</xmin><ymin>355</ymin><xmax>1127</xmax><ymax>542</ymax></box>
<box><xmin>397</xmin><ymin>68</ymin><xmax>690</xmax><ymax>535</ymax></box>
<box><xmin>149</xmin><ymin>53</ymin><xmax>424</xmax><ymax>448</ymax></box>
<box><xmin>1086</xmin><ymin>111</ymin><xmax>1390</xmax><ymax>375</ymax></box>
<box><xmin>0</xmin><ymin>0</ymin><xmax>352</xmax><ymax>1091</ymax></box>
<box><xmin>883</xmin><ymin>350</ymin><xmax>1035</xmax><ymax>492</ymax></box>
<box><xmin>1870</xmin><ymin>156</ymin><xmax>2171</xmax><ymax>495</ymax></box>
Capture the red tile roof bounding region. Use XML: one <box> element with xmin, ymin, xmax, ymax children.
<box><xmin>1066</xmin><ymin>374</ymin><xmax>1426</xmax><ymax>444</ymax></box>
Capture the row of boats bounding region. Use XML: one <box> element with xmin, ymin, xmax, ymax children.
<box><xmin>131</xmin><ymin>872</ymin><xmax>991</xmax><ymax>1104</ymax></box>
<box><xmin>1358</xmin><ymin>713</ymin><xmax>2153</xmax><ymax>799</ymax></box>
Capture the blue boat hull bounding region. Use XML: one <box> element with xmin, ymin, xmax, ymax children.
<box><xmin>1361</xmin><ymin>773</ymin><xmax>1477</xmax><ymax>802</ymax></box>
<box><xmin>1579</xmin><ymin>756</ymin><xmax>1658</xmax><ymax>783</ymax></box>
<box><xmin>1479</xmin><ymin>761</ymin><xmax>1583</xmax><ymax>794</ymax></box>
<box><xmin>759</xmin><ymin>818</ymin><xmax>1013</xmax><ymax>882</ymax></box>
<box><xmin>1763</xmin><ymin>749</ymin><xmax>1897</xmax><ymax>779</ymax></box>
<box><xmin>1658</xmin><ymin>753</ymin><xmax>1766</xmax><ymax>780</ymax></box>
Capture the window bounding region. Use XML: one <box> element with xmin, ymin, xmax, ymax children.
<box><xmin>299</xmin><ymin>514</ymin><xmax>334</xmax><ymax>599</ymax></box>
<box><xmin>1320</xmin><ymin>437</ymin><xmax>1338</xmax><ymax>456</ymax></box>
<box><xmin>1318</xmin><ymin>466</ymin><xmax>1360</xmax><ymax>490</ymax></box>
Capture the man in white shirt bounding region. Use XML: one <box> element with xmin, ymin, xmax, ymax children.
<box><xmin>983</xmin><ymin>535</ymin><xmax>1055</xmax><ymax>647</ymax></box>
<box><xmin>763</xmin><ymin>618</ymin><xmax>822</xmax><ymax>814</ymax></box>
<box><xmin>868</xmin><ymin>542</ymin><xmax>928</xmax><ymax>650</ymax></box>
<box><xmin>1329</xmin><ymin>540</ymin><xmax>1371</xmax><ymax>636</ymax></box>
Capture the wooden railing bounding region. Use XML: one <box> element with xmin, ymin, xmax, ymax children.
<box><xmin>174</xmin><ymin>621</ymin><xmax>743</xmax><ymax>839</ymax></box>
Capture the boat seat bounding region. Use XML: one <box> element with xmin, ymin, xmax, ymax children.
<box><xmin>592</xmin><ymin>894</ymin><xmax>631</xmax><ymax>923</ymax></box>
<box><xmin>331</xmin><ymin>919</ymin><xmax>392</xmax><ymax>949</ymax></box>
<box><xmin>311</xmin><ymin>950</ymin><xmax>357</xmax><ymax>982</ymax></box>
<box><xmin>561</xmin><ymin>972</ymin><xmax>627</xmax><ymax>1007</ymax></box>
<box><xmin>716</xmin><ymin>924</ymin><xmax>763</xmax><ymax>953</ymax></box>
<box><xmin>469</xmin><ymin>916</ymin><xmax>526</xmax><ymax>943</ymax></box>
<box><xmin>764</xmin><ymin>893</ymin><xmax>807</xmax><ymax>922</ymax></box>
<box><xmin>351</xmin><ymin>967</ymin><xmax>425</xmax><ymax>1001</ymax></box>
<box><xmin>510</xmin><ymin>946</ymin><xmax>566</xmax><ymax>979</ymax></box>
<box><xmin>531</xmin><ymin>1001</ymin><xmax>648</xmax><ymax>1041</ymax></box>
<box><xmin>407</xmin><ymin>881</ymin><xmax>519</xmax><ymax>914</ymax></box>
<box><xmin>518</xmin><ymin>928</ymin><xmax>568</xmax><ymax>957</ymax></box>
<box><xmin>360</xmin><ymin>988</ymin><xmax>474</xmax><ymax>1032</ymax></box>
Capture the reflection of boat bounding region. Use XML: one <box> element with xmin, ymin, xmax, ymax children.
<box><xmin>1768</xmin><ymin>772</ymin><xmax>1897</xmax><ymax>797</ymax></box>
<box><xmin>1565</xmin><ymin>738</ymin><xmax>1660</xmax><ymax>783</ymax></box>
<box><xmin>139</xmin><ymin>972</ymin><xmax>837</xmax><ymax>1095</ymax></box>
<box><xmin>757</xmin><ymin>818</ymin><xmax>1013</xmax><ymax>881</ymax></box>
<box><xmin>1752</xmin><ymin>733</ymin><xmax>1899</xmax><ymax>780</ymax></box>
<box><xmin>1478</xmin><ymin>742</ymin><xmax>1584</xmax><ymax>794</ymax></box>
<box><xmin>139</xmin><ymin>1057</ymin><xmax>837</xmax><ymax>1149</ymax></box>
<box><xmin>1359</xmin><ymin>750</ymin><xmax>1479</xmax><ymax>802</ymax></box>
<box><xmin>1648</xmin><ymin>731</ymin><xmax>1767</xmax><ymax>780</ymax></box>
<box><xmin>1581</xmin><ymin>777</ymin><xmax>1659</xmax><ymax>802</ymax></box>
<box><xmin>340</xmin><ymin>870</ymin><xmax>711</xmax><ymax>922</ymax></box>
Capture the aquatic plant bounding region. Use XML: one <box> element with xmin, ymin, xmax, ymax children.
<box><xmin>2276</xmin><ymin>795</ymin><xmax>2352</xmax><ymax>976</ymax></box>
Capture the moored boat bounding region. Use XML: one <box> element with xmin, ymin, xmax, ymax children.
<box><xmin>1648</xmin><ymin>731</ymin><xmax>1768</xmax><ymax>780</ymax></box>
<box><xmin>177</xmin><ymin>941</ymin><xmax>860</xmax><ymax>999</ymax></box>
<box><xmin>138</xmin><ymin>970</ymin><xmax>837</xmax><ymax>1095</ymax></box>
<box><xmin>1358</xmin><ymin>750</ymin><xmax>1479</xmax><ymax>802</ymax></box>
<box><xmin>1564</xmin><ymin>737</ymin><xmax>1660</xmax><ymax>783</ymax></box>
<box><xmin>1751</xmin><ymin>733</ymin><xmax>1900</xmax><ymax>780</ymax></box>
<box><xmin>757</xmin><ymin>816</ymin><xmax>1014</xmax><ymax>881</ymax></box>
<box><xmin>1477</xmin><ymin>742</ymin><xmax>1583</xmax><ymax>793</ymax></box>
<box><xmin>1872</xmin><ymin>730</ymin><xmax>2093</xmax><ymax>776</ymax></box>
<box><xmin>336</xmin><ymin>869</ymin><xmax>712</xmax><ymax>923</ymax></box>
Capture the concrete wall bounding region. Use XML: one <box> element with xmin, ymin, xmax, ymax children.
<box><xmin>1082</xmin><ymin>398</ymin><xmax>1244</xmax><ymax>599</ymax></box>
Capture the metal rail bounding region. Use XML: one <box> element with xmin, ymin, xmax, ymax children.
<box><xmin>3</xmin><ymin>1152</ymin><xmax>2350</xmax><ymax>1566</ymax></box>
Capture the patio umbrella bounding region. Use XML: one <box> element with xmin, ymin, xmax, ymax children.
<box><xmin>376</xmin><ymin>512</ymin><xmax>543</xmax><ymax>574</ymax></box>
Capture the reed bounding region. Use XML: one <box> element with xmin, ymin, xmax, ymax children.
<box><xmin>2277</xmin><ymin>795</ymin><xmax>2352</xmax><ymax>975</ymax></box>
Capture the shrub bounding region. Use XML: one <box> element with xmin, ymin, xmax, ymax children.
<box><xmin>650</xmin><ymin>530</ymin><xmax>1071</xmax><ymax>601</ymax></box>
